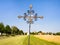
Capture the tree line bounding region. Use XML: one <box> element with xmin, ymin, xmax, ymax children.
<box><xmin>0</xmin><ymin>22</ymin><xmax>60</xmax><ymax>36</ymax></box>
<box><xmin>30</xmin><ymin>31</ymin><xmax>60</xmax><ymax>35</ymax></box>
<box><xmin>0</xmin><ymin>22</ymin><xmax>24</xmax><ymax>36</ymax></box>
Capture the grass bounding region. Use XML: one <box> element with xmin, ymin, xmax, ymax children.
<box><xmin>23</xmin><ymin>35</ymin><xmax>60</xmax><ymax>45</ymax></box>
<box><xmin>0</xmin><ymin>35</ymin><xmax>26</xmax><ymax>45</ymax></box>
<box><xmin>0</xmin><ymin>35</ymin><xmax>60</xmax><ymax>45</ymax></box>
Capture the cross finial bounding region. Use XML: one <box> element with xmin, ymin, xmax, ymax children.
<box><xmin>29</xmin><ymin>4</ymin><xmax>32</xmax><ymax>9</ymax></box>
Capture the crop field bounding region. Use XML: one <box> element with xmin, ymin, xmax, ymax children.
<box><xmin>0</xmin><ymin>35</ymin><xmax>60</xmax><ymax>45</ymax></box>
<box><xmin>34</xmin><ymin>35</ymin><xmax>60</xmax><ymax>44</ymax></box>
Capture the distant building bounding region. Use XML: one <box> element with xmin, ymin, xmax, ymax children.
<box><xmin>0</xmin><ymin>33</ymin><xmax>1</xmax><ymax>35</ymax></box>
<box><xmin>27</xmin><ymin>32</ymin><xmax>29</xmax><ymax>35</ymax></box>
<box><xmin>38</xmin><ymin>32</ymin><xmax>45</xmax><ymax>35</ymax></box>
<box><xmin>38</xmin><ymin>33</ymin><xmax>42</xmax><ymax>35</ymax></box>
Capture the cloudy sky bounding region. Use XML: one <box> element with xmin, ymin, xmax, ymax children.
<box><xmin>0</xmin><ymin>0</ymin><xmax>60</xmax><ymax>33</ymax></box>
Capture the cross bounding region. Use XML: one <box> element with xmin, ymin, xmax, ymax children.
<box><xmin>18</xmin><ymin>4</ymin><xmax>43</xmax><ymax>45</ymax></box>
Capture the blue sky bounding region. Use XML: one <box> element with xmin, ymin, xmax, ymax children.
<box><xmin>0</xmin><ymin>0</ymin><xmax>60</xmax><ymax>33</ymax></box>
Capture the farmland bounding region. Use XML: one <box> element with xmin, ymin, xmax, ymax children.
<box><xmin>0</xmin><ymin>35</ymin><xmax>60</xmax><ymax>45</ymax></box>
<box><xmin>34</xmin><ymin>35</ymin><xmax>60</xmax><ymax>44</ymax></box>
<box><xmin>0</xmin><ymin>35</ymin><xmax>26</xmax><ymax>45</ymax></box>
<box><xmin>23</xmin><ymin>35</ymin><xmax>60</xmax><ymax>45</ymax></box>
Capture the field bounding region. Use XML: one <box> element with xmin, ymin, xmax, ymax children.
<box><xmin>0</xmin><ymin>35</ymin><xmax>60</xmax><ymax>45</ymax></box>
<box><xmin>34</xmin><ymin>35</ymin><xmax>60</xmax><ymax>44</ymax></box>
<box><xmin>0</xmin><ymin>35</ymin><xmax>26</xmax><ymax>45</ymax></box>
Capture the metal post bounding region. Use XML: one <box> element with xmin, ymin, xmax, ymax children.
<box><xmin>28</xmin><ymin>23</ymin><xmax>31</xmax><ymax>45</ymax></box>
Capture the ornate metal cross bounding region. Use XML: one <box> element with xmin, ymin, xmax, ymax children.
<box><xmin>18</xmin><ymin>4</ymin><xmax>43</xmax><ymax>45</ymax></box>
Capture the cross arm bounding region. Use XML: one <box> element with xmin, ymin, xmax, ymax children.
<box><xmin>37</xmin><ymin>16</ymin><xmax>44</xmax><ymax>19</ymax></box>
<box><xmin>18</xmin><ymin>15</ymin><xmax>24</xmax><ymax>18</ymax></box>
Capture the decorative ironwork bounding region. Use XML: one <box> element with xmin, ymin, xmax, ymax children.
<box><xmin>18</xmin><ymin>4</ymin><xmax>43</xmax><ymax>45</ymax></box>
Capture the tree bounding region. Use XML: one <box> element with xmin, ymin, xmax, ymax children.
<box><xmin>24</xmin><ymin>32</ymin><xmax>27</xmax><ymax>35</ymax></box>
<box><xmin>18</xmin><ymin>30</ymin><xmax>24</xmax><ymax>35</ymax></box>
<box><xmin>53</xmin><ymin>33</ymin><xmax>56</xmax><ymax>35</ymax></box>
<box><xmin>56</xmin><ymin>32</ymin><xmax>60</xmax><ymax>35</ymax></box>
<box><xmin>30</xmin><ymin>32</ymin><xmax>38</xmax><ymax>35</ymax></box>
<box><xmin>30</xmin><ymin>32</ymin><xmax>35</xmax><ymax>35</ymax></box>
<box><xmin>0</xmin><ymin>23</ymin><xmax>5</xmax><ymax>35</ymax></box>
<box><xmin>5</xmin><ymin>25</ymin><xmax>11</xmax><ymax>35</ymax></box>
<box><xmin>38</xmin><ymin>31</ymin><xmax>42</xmax><ymax>33</ymax></box>
<box><xmin>11</xmin><ymin>26</ymin><xmax>19</xmax><ymax>35</ymax></box>
<box><xmin>48</xmin><ymin>32</ymin><xmax>52</xmax><ymax>35</ymax></box>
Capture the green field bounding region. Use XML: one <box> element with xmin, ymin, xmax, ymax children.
<box><xmin>0</xmin><ymin>35</ymin><xmax>60</xmax><ymax>45</ymax></box>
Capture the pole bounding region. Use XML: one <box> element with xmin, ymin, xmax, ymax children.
<box><xmin>28</xmin><ymin>23</ymin><xmax>31</xmax><ymax>45</ymax></box>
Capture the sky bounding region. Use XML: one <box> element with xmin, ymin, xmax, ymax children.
<box><xmin>0</xmin><ymin>0</ymin><xmax>60</xmax><ymax>33</ymax></box>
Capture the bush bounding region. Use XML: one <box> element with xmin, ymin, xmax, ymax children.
<box><xmin>56</xmin><ymin>32</ymin><xmax>60</xmax><ymax>35</ymax></box>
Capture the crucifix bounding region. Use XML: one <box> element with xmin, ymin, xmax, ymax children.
<box><xmin>18</xmin><ymin>4</ymin><xmax>43</xmax><ymax>45</ymax></box>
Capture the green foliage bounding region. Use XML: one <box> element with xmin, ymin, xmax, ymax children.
<box><xmin>30</xmin><ymin>32</ymin><xmax>38</xmax><ymax>35</ymax></box>
<box><xmin>0</xmin><ymin>22</ymin><xmax>24</xmax><ymax>36</ymax></box>
<box><xmin>48</xmin><ymin>32</ymin><xmax>52</xmax><ymax>35</ymax></box>
<box><xmin>38</xmin><ymin>31</ymin><xmax>42</xmax><ymax>33</ymax></box>
<box><xmin>11</xmin><ymin>26</ymin><xmax>24</xmax><ymax>35</ymax></box>
<box><xmin>0</xmin><ymin>23</ymin><xmax>5</xmax><ymax>35</ymax></box>
<box><xmin>5</xmin><ymin>25</ymin><xmax>11</xmax><ymax>35</ymax></box>
<box><xmin>24</xmin><ymin>32</ymin><xmax>27</xmax><ymax>35</ymax></box>
<box><xmin>11</xmin><ymin>26</ymin><xmax>19</xmax><ymax>35</ymax></box>
<box><xmin>30</xmin><ymin>32</ymin><xmax>35</xmax><ymax>35</ymax></box>
<box><xmin>18</xmin><ymin>30</ymin><xmax>24</xmax><ymax>35</ymax></box>
<box><xmin>56</xmin><ymin>32</ymin><xmax>60</xmax><ymax>35</ymax></box>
